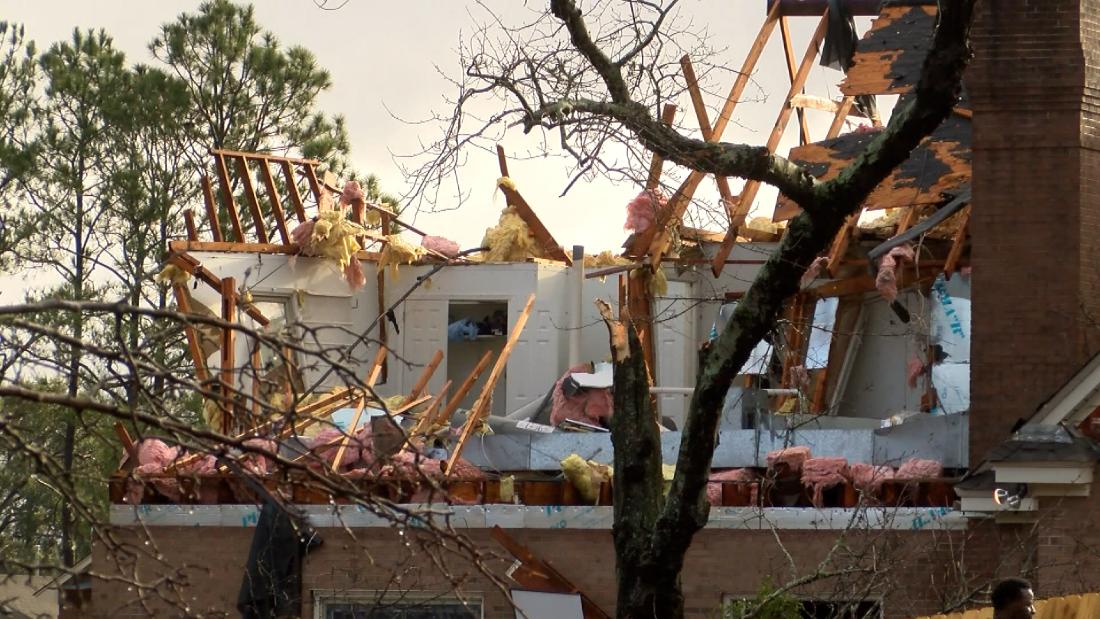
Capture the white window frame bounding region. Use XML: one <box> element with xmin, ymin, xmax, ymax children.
<box><xmin>312</xmin><ymin>589</ymin><xmax>484</xmax><ymax>619</ymax></box>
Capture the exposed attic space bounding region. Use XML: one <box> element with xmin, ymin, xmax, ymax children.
<box><xmin>119</xmin><ymin>0</ymin><xmax>974</xmax><ymax>514</ymax></box>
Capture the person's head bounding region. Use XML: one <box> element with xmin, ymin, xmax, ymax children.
<box><xmin>992</xmin><ymin>578</ymin><xmax>1035</xmax><ymax>619</ymax></box>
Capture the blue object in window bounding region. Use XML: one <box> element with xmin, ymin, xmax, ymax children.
<box><xmin>447</xmin><ymin>318</ymin><xmax>479</xmax><ymax>341</ymax></box>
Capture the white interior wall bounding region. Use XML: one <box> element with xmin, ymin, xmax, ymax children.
<box><xmin>837</xmin><ymin>289</ymin><xmax>927</xmax><ymax>419</ymax></box>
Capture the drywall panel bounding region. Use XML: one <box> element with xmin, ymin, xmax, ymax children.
<box><xmin>836</xmin><ymin>290</ymin><xmax>926</xmax><ymax>419</ymax></box>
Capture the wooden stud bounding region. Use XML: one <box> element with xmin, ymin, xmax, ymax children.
<box><xmin>408</xmin><ymin>380</ymin><xmax>452</xmax><ymax>444</ymax></box>
<box><xmin>303</xmin><ymin>163</ymin><xmax>324</xmax><ymax>205</ymax></box>
<box><xmin>210</xmin><ymin>148</ymin><xmax>319</xmax><ymax>166</ymax></box>
<box><xmin>114</xmin><ymin>422</ymin><xmax>139</xmax><ymax>465</ymax></box>
<box><xmin>407</xmin><ymin>349</ymin><xmax>444</xmax><ymax>401</ymax></box>
<box><xmin>495</xmin><ymin>143</ymin><xmax>510</xmax><ymax>178</ymax></box>
<box><xmin>944</xmin><ymin>205</ymin><xmax>971</xmax><ymax>278</ymax></box>
<box><xmin>183</xmin><ymin>209</ymin><xmax>199</xmax><ymax>241</ymax></box>
<box><xmin>166</xmin><ymin>252</ymin><xmax>270</xmax><ymax>327</ymax></box>
<box><xmin>330</xmin><ymin>396</ymin><xmax>367</xmax><ymax>473</ymax></box>
<box><xmin>258</xmin><ymin>160</ymin><xmax>292</xmax><ymax>244</ymax></box>
<box><xmin>618</xmin><ymin>274</ymin><xmax>627</xmax><ymax>318</ymax></box>
<box><xmin>826</xmin><ymin>96</ymin><xmax>857</xmax><ymax>137</ymax></box>
<box><xmin>220</xmin><ymin>277</ymin><xmax>238</xmax><ymax>435</ymax></box>
<box><xmin>632</xmin><ymin>2</ymin><xmax>781</xmax><ymax>263</ymax></box>
<box><xmin>235</xmin><ymin>156</ymin><xmax>269</xmax><ymax>244</ymax></box>
<box><xmin>494</xmin><ymin>145</ymin><xmax>572</xmax><ymax>265</ymax></box>
<box><xmin>366</xmin><ymin>345</ymin><xmax>389</xmax><ymax>387</ymax></box>
<box><xmin>213</xmin><ymin>153</ymin><xmax>246</xmax><ymax>243</ymax></box>
<box><xmin>377</xmin><ymin>267</ymin><xmax>388</xmax><ymax>382</ymax></box>
<box><xmin>681</xmin><ymin>56</ymin><xmax>738</xmax><ymax>228</ymax></box>
<box><xmin>497</xmin><ymin>184</ymin><xmax>572</xmax><ymax>264</ymax></box>
<box><xmin>437</xmin><ymin>350</ymin><xmax>494</xmax><ymax>427</ymax></box>
<box><xmin>172</xmin><ymin>284</ymin><xmax>210</xmax><ymax>382</ymax></box>
<box><xmin>446</xmin><ymin>294</ymin><xmax>536</xmax><ymax>474</ymax></box>
<box><xmin>825</xmin><ymin>214</ymin><xmax>857</xmax><ymax>277</ymax></box>
<box><xmin>645</xmin><ymin>103</ymin><xmax>679</xmax><ymax>190</ymax></box>
<box><xmin>250</xmin><ymin>344</ymin><xmax>262</xmax><ymax>417</ymax></box>
<box><xmin>627</xmin><ymin>268</ymin><xmax>657</xmax><ymax>385</ymax></box>
<box><xmin>279</xmin><ymin>160</ymin><xmax>308</xmax><ymax>222</ymax></box>
<box><xmin>711</xmin><ymin>12</ymin><xmax>829</xmax><ymax>276</ymax></box>
<box><xmin>200</xmin><ymin>176</ymin><xmax>224</xmax><ymax>242</ymax></box>
<box><xmin>780</xmin><ymin>16</ymin><xmax>812</xmax><ymax>145</ymax></box>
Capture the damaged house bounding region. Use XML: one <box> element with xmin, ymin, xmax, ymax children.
<box><xmin>76</xmin><ymin>1</ymin><xmax>1100</xmax><ymax>618</ymax></box>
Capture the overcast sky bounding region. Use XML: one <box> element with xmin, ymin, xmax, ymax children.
<box><xmin>5</xmin><ymin>1</ymin><xmax>868</xmax><ymax>252</ymax></box>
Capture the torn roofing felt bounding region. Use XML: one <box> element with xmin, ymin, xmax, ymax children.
<box><xmin>774</xmin><ymin>108</ymin><xmax>971</xmax><ymax>220</ymax></box>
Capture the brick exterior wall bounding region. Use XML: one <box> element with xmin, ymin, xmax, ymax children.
<box><xmin>81</xmin><ymin>524</ymin><xmax>981</xmax><ymax>619</ymax></box>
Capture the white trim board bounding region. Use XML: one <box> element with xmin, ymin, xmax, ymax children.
<box><xmin>110</xmin><ymin>504</ymin><xmax>967</xmax><ymax>531</ymax></box>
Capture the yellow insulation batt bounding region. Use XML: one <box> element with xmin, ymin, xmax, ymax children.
<box><xmin>378</xmin><ymin>234</ymin><xmax>425</xmax><ymax>276</ymax></box>
<box><xmin>155</xmin><ymin>264</ymin><xmax>191</xmax><ymax>286</ymax></box>
<box><xmin>582</xmin><ymin>251</ymin><xmax>632</xmax><ymax>269</ymax></box>
<box><xmin>309</xmin><ymin>210</ymin><xmax>366</xmax><ymax>269</ymax></box>
<box><xmin>481</xmin><ymin>207</ymin><xmax>541</xmax><ymax>262</ymax></box>
<box><xmin>561</xmin><ymin>453</ymin><xmax>612</xmax><ymax>504</ymax></box>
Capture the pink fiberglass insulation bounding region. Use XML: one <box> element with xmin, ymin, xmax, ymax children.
<box><xmin>850</xmin><ymin>463</ymin><xmax>894</xmax><ymax>493</ymax></box>
<box><xmin>766</xmin><ymin>446</ymin><xmax>812</xmax><ymax>473</ymax></box>
<box><xmin>707</xmin><ymin>468</ymin><xmax>759</xmax><ymax>506</ymax></box>
<box><xmin>343</xmin><ymin>255</ymin><xmax>366</xmax><ymax>291</ymax></box>
<box><xmin>801</xmin><ymin>256</ymin><xmax>829</xmax><ymax>286</ymax></box>
<box><xmin>550</xmin><ymin>364</ymin><xmax>614</xmax><ymax>427</ymax></box>
<box><xmin>290</xmin><ymin>219</ymin><xmax>314</xmax><ymax>246</ymax></box>
<box><xmin>801</xmin><ymin>457</ymin><xmax>850</xmax><ymax>507</ymax></box>
<box><xmin>896</xmin><ymin>458</ymin><xmax>943</xmax><ymax>480</ymax></box>
<box><xmin>421</xmin><ymin>235</ymin><xmax>461</xmax><ymax>258</ymax></box>
<box><xmin>340</xmin><ymin>180</ymin><xmax>365</xmax><ymax>208</ymax></box>
<box><xmin>623</xmin><ymin>189</ymin><xmax>667</xmax><ymax>232</ymax></box>
<box><xmin>242</xmin><ymin>438</ymin><xmax>278</xmax><ymax>475</ymax></box>
<box><xmin>874</xmin><ymin>244</ymin><xmax>915</xmax><ymax>303</ymax></box>
<box><xmin>907</xmin><ymin>353</ymin><xmax>926</xmax><ymax>388</ymax></box>
<box><xmin>310</xmin><ymin>426</ymin><xmax>374</xmax><ymax>472</ymax></box>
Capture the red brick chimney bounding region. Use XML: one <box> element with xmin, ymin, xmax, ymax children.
<box><xmin>968</xmin><ymin>0</ymin><xmax>1100</xmax><ymax>462</ymax></box>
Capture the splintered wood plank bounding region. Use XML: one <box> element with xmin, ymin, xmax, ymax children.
<box><xmin>629</xmin><ymin>3</ymin><xmax>780</xmax><ymax>260</ymax></box>
<box><xmin>495</xmin><ymin>143</ymin><xmax>510</xmax><ymax>178</ymax></box>
<box><xmin>183</xmin><ymin>209</ymin><xmax>199</xmax><ymax>241</ymax></box>
<box><xmin>213</xmin><ymin>153</ymin><xmax>246</xmax><ymax>243</ymax></box>
<box><xmin>166</xmin><ymin>252</ymin><xmax>270</xmax><ymax>327</ymax></box>
<box><xmin>330</xmin><ymin>396</ymin><xmax>366</xmax><ymax>473</ymax></box>
<box><xmin>235</xmin><ymin>156</ymin><xmax>269</xmax><ymax>243</ymax></box>
<box><xmin>220</xmin><ymin>277</ymin><xmax>238</xmax><ymax>434</ymax></box>
<box><xmin>773</xmin><ymin>112</ymin><xmax>971</xmax><ymax>221</ymax></box>
<box><xmin>711</xmin><ymin>12</ymin><xmax>829</xmax><ymax>276</ymax></box>
<box><xmin>279</xmin><ymin>160</ymin><xmax>308</xmax><ymax>222</ymax></box>
<box><xmin>780</xmin><ymin>16</ymin><xmax>811</xmax><ymax>145</ymax></box>
<box><xmin>496</xmin><ymin>183</ymin><xmax>572</xmax><ymax>264</ymax></box>
<box><xmin>645</xmin><ymin>103</ymin><xmax>679</xmax><ymax>190</ymax></box>
<box><xmin>840</xmin><ymin>5</ymin><xmax>939</xmax><ymax>97</ymax></box>
<box><xmin>820</xmin><ymin>96</ymin><xmax>865</xmax><ymax>276</ymax></box>
<box><xmin>407</xmin><ymin>349</ymin><xmax>444</xmax><ymax>401</ymax></box>
<box><xmin>200</xmin><ymin>176</ymin><xmax>224</xmax><ymax>242</ymax></box>
<box><xmin>366</xmin><ymin>345</ymin><xmax>389</xmax><ymax>388</ymax></box>
<box><xmin>258</xmin><ymin>161</ymin><xmax>291</xmax><ymax>244</ymax></box>
<box><xmin>437</xmin><ymin>349</ymin><xmax>494</xmax><ymax>426</ymax></box>
<box><xmin>944</xmin><ymin>205</ymin><xmax>971</xmax><ymax>278</ymax></box>
<box><xmin>408</xmin><ymin>380</ymin><xmax>452</xmax><ymax>443</ymax></box>
<box><xmin>493</xmin><ymin>145</ymin><xmax>571</xmax><ymax>264</ymax></box>
<box><xmin>172</xmin><ymin>284</ymin><xmax>211</xmax><ymax>382</ymax></box>
<box><xmin>114</xmin><ymin>422</ymin><xmax>139</xmax><ymax>465</ymax></box>
<box><xmin>446</xmin><ymin>294</ymin><xmax>536</xmax><ymax>474</ymax></box>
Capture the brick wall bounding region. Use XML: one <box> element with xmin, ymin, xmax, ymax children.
<box><xmin>79</xmin><ymin>524</ymin><xmax>979</xmax><ymax>619</ymax></box>
<box><xmin>967</xmin><ymin>0</ymin><xmax>1100</xmax><ymax>463</ymax></box>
